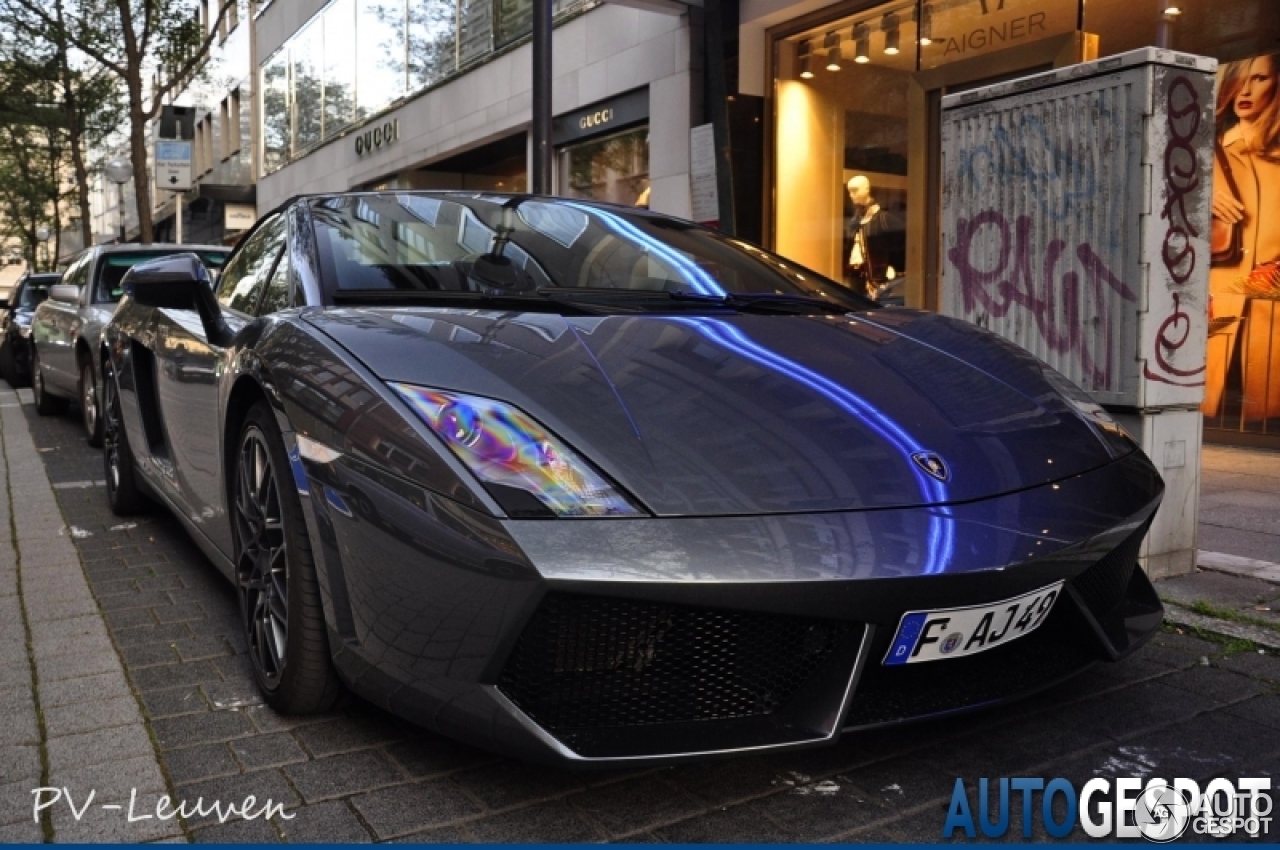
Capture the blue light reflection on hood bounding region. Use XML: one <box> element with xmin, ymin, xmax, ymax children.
<box><xmin>560</xmin><ymin>201</ymin><xmax>725</xmax><ymax>297</ymax></box>
<box><xmin>678</xmin><ymin>316</ymin><xmax>956</xmax><ymax>575</ymax></box>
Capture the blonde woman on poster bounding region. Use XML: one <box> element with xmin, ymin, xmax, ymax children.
<box><xmin>1207</xmin><ymin>53</ymin><xmax>1280</xmax><ymax>421</ymax></box>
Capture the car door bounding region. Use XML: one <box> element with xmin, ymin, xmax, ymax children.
<box><xmin>154</xmin><ymin>214</ymin><xmax>288</xmax><ymax>556</ymax></box>
<box><xmin>36</xmin><ymin>252</ymin><xmax>90</xmax><ymax>393</ymax></box>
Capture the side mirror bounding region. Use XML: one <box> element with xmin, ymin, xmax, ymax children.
<box><xmin>49</xmin><ymin>284</ymin><xmax>80</xmax><ymax>304</ymax></box>
<box><xmin>122</xmin><ymin>253</ymin><xmax>233</xmax><ymax>347</ymax></box>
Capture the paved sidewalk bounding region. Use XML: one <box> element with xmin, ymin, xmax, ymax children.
<box><xmin>2</xmin><ymin>390</ymin><xmax>1279</xmax><ymax>842</ymax></box>
<box><xmin>1154</xmin><ymin>444</ymin><xmax>1280</xmax><ymax>652</ymax></box>
<box><xmin>0</xmin><ymin>386</ymin><xmax>180</xmax><ymax>842</ymax></box>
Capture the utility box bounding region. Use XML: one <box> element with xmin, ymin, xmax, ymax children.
<box><xmin>940</xmin><ymin>48</ymin><xmax>1217</xmax><ymax>578</ymax></box>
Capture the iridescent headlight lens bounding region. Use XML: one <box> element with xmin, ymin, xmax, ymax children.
<box><xmin>391</xmin><ymin>383</ymin><xmax>641</xmax><ymax>517</ymax></box>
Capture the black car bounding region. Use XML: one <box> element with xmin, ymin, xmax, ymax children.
<box><xmin>0</xmin><ymin>272</ymin><xmax>61</xmax><ymax>386</ymax></box>
<box><xmin>100</xmin><ymin>193</ymin><xmax>1163</xmax><ymax>766</ymax></box>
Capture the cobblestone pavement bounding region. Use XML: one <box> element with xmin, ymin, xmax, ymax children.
<box><xmin>3</xmin><ymin>393</ymin><xmax>1278</xmax><ymax>842</ymax></box>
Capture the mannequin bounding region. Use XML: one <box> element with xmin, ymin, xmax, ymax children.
<box><xmin>844</xmin><ymin>175</ymin><xmax>900</xmax><ymax>297</ymax></box>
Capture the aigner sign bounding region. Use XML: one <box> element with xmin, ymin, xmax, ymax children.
<box><xmin>355</xmin><ymin>119</ymin><xmax>400</xmax><ymax>156</ymax></box>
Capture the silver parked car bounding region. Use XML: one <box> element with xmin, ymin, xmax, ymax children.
<box><xmin>30</xmin><ymin>243</ymin><xmax>229</xmax><ymax>444</ymax></box>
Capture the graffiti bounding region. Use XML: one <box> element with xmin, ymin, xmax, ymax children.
<box><xmin>955</xmin><ymin>111</ymin><xmax>1101</xmax><ymax>223</ymax></box>
<box><xmin>1147</xmin><ymin>75</ymin><xmax>1207</xmax><ymax>387</ymax></box>
<box><xmin>948</xmin><ymin>209</ymin><xmax>1136</xmax><ymax>388</ymax></box>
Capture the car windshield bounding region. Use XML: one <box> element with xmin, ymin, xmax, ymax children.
<box><xmin>17</xmin><ymin>277</ymin><xmax>58</xmax><ymax>308</ymax></box>
<box><xmin>96</xmin><ymin>251</ymin><xmax>229</xmax><ymax>302</ymax></box>
<box><xmin>309</xmin><ymin>194</ymin><xmax>876</xmax><ymax>313</ymax></box>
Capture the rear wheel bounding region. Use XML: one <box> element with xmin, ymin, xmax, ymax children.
<box><xmin>102</xmin><ymin>359</ymin><xmax>145</xmax><ymax>515</ymax></box>
<box><xmin>32</xmin><ymin>347</ymin><xmax>68</xmax><ymax>416</ymax></box>
<box><xmin>234</xmin><ymin>402</ymin><xmax>341</xmax><ymax>713</ymax></box>
<box><xmin>81</xmin><ymin>360</ymin><xmax>103</xmax><ymax>447</ymax></box>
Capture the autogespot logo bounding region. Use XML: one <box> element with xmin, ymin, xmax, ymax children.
<box><xmin>943</xmin><ymin>776</ymin><xmax>1273</xmax><ymax>840</ymax></box>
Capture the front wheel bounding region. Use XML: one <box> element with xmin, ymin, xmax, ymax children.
<box><xmin>234</xmin><ymin>402</ymin><xmax>341</xmax><ymax>714</ymax></box>
<box><xmin>81</xmin><ymin>361</ymin><xmax>103</xmax><ymax>447</ymax></box>
<box><xmin>32</xmin><ymin>347</ymin><xmax>68</xmax><ymax>416</ymax></box>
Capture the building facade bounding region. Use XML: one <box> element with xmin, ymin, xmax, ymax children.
<box><xmin>253</xmin><ymin>0</ymin><xmax>699</xmax><ymax>218</ymax></box>
<box><xmin>733</xmin><ymin>0</ymin><xmax>1280</xmax><ymax>448</ymax></box>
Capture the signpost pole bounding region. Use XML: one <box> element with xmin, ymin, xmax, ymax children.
<box><xmin>531</xmin><ymin>0</ymin><xmax>553</xmax><ymax>194</ymax></box>
<box><xmin>175</xmin><ymin>193</ymin><xmax>183</xmax><ymax>244</ymax></box>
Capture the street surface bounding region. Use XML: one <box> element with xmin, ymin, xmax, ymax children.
<box><xmin>0</xmin><ymin>385</ymin><xmax>1277</xmax><ymax>842</ymax></box>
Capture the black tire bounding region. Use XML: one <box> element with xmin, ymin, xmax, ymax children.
<box><xmin>32</xmin><ymin>347</ymin><xmax>68</xmax><ymax>416</ymax></box>
<box><xmin>81</xmin><ymin>360</ymin><xmax>103</xmax><ymax>447</ymax></box>
<box><xmin>102</xmin><ymin>359</ymin><xmax>146</xmax><ymax>515</ymax></box>
<box><xmin>234</xmin><ymin>401</ymin><xmax>341</xmax><ymax>714</ymax></box>
<box><xmin>0</xmin><ymin>338</ymin><xmax>14</xmax><ymax>387</ymax></box>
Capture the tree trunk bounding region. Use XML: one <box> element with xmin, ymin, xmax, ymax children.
<box><xmin>126</xmin><ymin>74</ymin><xmax>152</xmax><ymax>243</ymax></box>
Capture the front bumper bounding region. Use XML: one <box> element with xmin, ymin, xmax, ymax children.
<box><xmin>307</xmin><ymin>449</ymin><xmax>1162</xmax><ymax>766</ymax></box>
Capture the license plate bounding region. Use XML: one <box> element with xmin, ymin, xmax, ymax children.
<box><xmin>882</xmin><ymin>582</ymin><xmax>1063</xmax><ymax>666</ymax></box>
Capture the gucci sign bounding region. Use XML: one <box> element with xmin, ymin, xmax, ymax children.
<box><xmin>578</xmin><ymin>109</ymin><xmax>614</xmax><ymax>131</ymax></box>
<box><xmin>355</xmin><ymin>119</ymin><xmax>400</xmax><ymax>156</ymax></box>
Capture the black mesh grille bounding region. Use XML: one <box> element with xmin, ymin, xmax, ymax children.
<box><xmin>497</xmin><ymin>593</ymin><xmax>854</xmax><ymax>732</ymax></box>
<box><xmin>845</xmin><ymin>621</ymin><xmax>1094</xmax><ymax>728</ymax></box>
<box><xmin>1070</xmin><ymin>519</ymin><xmax>1151</xmax><ymax>624</ymax></box>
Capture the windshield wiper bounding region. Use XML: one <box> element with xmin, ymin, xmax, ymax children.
<box><xmin>331</xmin><ymin>289</ymin><xmax>605</xmax><ymax>315</ymax></box>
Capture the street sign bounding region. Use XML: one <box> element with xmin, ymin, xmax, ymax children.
<box><xmin>155</xmin><ymin>140</ymin><xmax>192</xmax><ymax>191</ymax></box>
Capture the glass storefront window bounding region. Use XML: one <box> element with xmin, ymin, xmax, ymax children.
<box><xmin>409</xmin><ymin>0</ymin><xmax>458</xmax><ymax>89</ymax></box>
<box><xmin>919</xmin><ymin>0</ymin><xmax>1077</xmax><ymax>70</ymax></box>
<box><xmin>293</xmin><ymin>19</ymin><xmax>324</xmax><ymax>151</ymax></box>
<box><xmin>325</xmin><ymin>0</ymin><xmax>358</xmax><ymax>139</ymax></box>
<box><xmin>495</xmin><ymin>0</ymin><xmax>533</xmax><ymax>48</ymax></box>
<box><xmin>557</xmin><ymin>126</ymin><xmax>650</xmax><ymax>206</ymax></box>
<box><xmin>262</xmin><ymin>49</ymin><xmax>290</xmax><ymax>171</ymax></box>
<box><xmin>357</xmin><ymin>0</ymin><xmax>408</xmax><ymax>118</ymax></box>
<box><xmin>773</xmin><ymin>1</ymin><xmax>915</xmax><ymax>301</ymax></box>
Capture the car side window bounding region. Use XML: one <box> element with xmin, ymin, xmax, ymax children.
<box><xmin>215</xmin><ymin>215</ymin><xmax>286</xmax><ymax>314</ymax></box>
<box><xmin>258</xmin><ymin>246</ymin><xmax>291</xmax><ymax>316</ymax></box>
<box><xmin>61</xmin><ymin>254</ymin><xmax>89</xmax><ymax>289</ymax></box>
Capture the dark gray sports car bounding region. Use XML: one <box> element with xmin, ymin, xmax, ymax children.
<box><xmin>101</xmin><ymin>193</ymin><xmax>1163</xmax><ymax>766</ymax></box>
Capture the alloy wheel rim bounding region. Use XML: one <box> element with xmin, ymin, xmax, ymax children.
<box><xmin>102</xmin><ymin>369</ymin><xmax>120</xmax><ymax>491</ymax></box>
<box><xmin>235</xmin><ymin>427</ymin><xmax>288</xmax><ymax>686</ymax></box>
<box><xmin>82</xmin><ymin>369</ymin><xmax>96</xmax><ymax>433</ymax></box>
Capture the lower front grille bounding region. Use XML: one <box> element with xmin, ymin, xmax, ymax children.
<box><xmin>497</xmin><ymin>593</ymin><xmax>856</xmax><ymax>735</ymax></box>
<box><xmin>1070</xmin><ymin>519</ymin><xmax>1152</xmax><ymax>625</ymax></box>
<box><xmin>844</xmin><ymin>618</ymin><xmax>1095</xmax><ymax>728</ymax></box>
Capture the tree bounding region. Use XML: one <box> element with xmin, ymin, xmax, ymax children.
<box><xmin>0</xmin><ymin>0</ymin><xmax>124</xmax><ymax>250</ymax></box>
<box><xmin>1</xmin><ymin>0</ymin><xmax>237</xmax><ymax>243</ymax></box>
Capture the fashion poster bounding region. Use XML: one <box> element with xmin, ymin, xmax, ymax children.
<box><xmin>1205</xmin><ymin>51</ymin><xmax>1280</xmax><ymax>424</ymax></box>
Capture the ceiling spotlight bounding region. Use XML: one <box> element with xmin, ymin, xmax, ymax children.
<box><xmin>798</xmin><ymin>39</ymin><xmax>814</xmax><ymax>79</ymax></box>
<box><xmin>882</xmin><ymin>12</ymin><xmax>900</xmax><ymax>55</ymax></box>
<box><xmin>824</xmin><ymin>31</ymin><xmax>842</xmax><ymax>71</ymax></box>
<box><xmin>854</xmin><ymin>22</ymin><xmax>870</xmax><ymax>63</ymax></box>
<box><xmin>918</xmin><ymin>3</ymin><xmax>933</xmax><ymax>46</ymax></box>
<box><xmin>1163</xmin><ymin>2</ymin><xmax>1182</xmax><ymax>15</ymax></box>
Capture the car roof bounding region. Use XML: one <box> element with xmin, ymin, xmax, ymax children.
<box><xmin>92</xmin><ymin>243</ymin><xmax>229</xmax><ymax>255</ymax></box>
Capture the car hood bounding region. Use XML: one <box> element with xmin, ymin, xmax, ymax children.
<box><xmin>306</xmin><ymin>307</ymin><xmax>1119</xmax><ymax>517</ymax></box>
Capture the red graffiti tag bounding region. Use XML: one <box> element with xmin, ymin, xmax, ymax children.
<box><xmin>1147</xmin><ymin>74</ymin><xmax>1206</xmax><ymax>387</ymax></box>
<box><xmin>948</xmin><ymin>210</ymin><xmax>1136</xmax><ymax>388</ymax></box>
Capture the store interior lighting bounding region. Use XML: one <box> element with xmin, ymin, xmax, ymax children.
<box><xmin>1163</xmin><ymin>2</ymin><xmax>1182</xmax><ymax>16</ymax></box>
<box><xmin>825</xmin><ymin>31</ymin><xmax>842</xmax><ymax>71</ymax></box>
<box><xmin>854</xmin><ymin>23</ymin><xmax>870</xmax><ymax>63</ymax></box>
<box><xmin>882</xmin><ymin>12</ymin><xmax>900</xmax><ymax>55</ymax></box>
<box><xmin>918</xmin><ymin>3</ymin><xmax>933</xmax><ymax>46</ymax></box>
<box><xmin>798</xmin><ymin>39</ymin><xmax>814</xmax><ymax>78</ymax></box>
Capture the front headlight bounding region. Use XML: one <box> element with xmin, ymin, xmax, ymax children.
<box><xmin>16</xmin><ymin>324</ymin><xmax>31</xmax><ymax>338</ymax></box>
<box><xmin>390</xmin><ymin>383</ymin><xmax>643</xmax><ymax>518</ymax></box>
